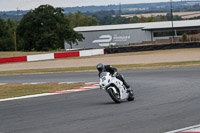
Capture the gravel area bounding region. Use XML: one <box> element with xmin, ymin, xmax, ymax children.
<box><xmin>0</xmin><ymin>49</ymin><xmax>200</xmax><ymax>72</ymax></box>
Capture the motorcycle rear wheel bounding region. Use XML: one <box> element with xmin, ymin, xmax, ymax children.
<box><xmin>127</xmin><ymin>90</ymin><xmax>135</xmax><ymax>101</ymax></box>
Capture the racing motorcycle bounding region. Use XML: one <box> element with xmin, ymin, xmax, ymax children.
<box><xmin>99</xmin><ymin>72</ymin><xmax>135</xmax><ymax>103</ymax></box>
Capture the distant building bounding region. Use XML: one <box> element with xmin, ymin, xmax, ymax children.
<box><xmin>64</xmin><ymin>19</ymin><xmax>200</xmax><ymax>50</ymax></box>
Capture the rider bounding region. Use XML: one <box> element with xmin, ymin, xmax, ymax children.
<box><xmin>96</xmin><ymin>63</ymin><xmax>130</xmax><ymax>90</ymax></box>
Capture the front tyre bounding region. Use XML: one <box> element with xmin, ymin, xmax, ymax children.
<box><xmin>107</xmin><ymin>88</ymin><xmax>121</xmax><ymax>103</ymax></box>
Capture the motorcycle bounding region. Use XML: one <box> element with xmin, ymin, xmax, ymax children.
<box><xmin>99</xmin><ymin>72</ymin><xmax>135</xmax><ymax>103</ymax></box>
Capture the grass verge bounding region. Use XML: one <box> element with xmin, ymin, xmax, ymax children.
<box><xmin>0</xmin><ymin>83</ymin><xmax>88</xmax><ymax>99</ymax></box>
<box><xmin>0</xmin><ymin>51</ymin><xmax>52</xmax><ymax>58</ymax></box>
<box><xmin>0</xmin><ymin>61</ymin><xmax>200</xmax><ymax>75</ymax></box>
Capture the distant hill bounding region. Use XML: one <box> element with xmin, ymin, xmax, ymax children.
<box><xmin>1</xmin><ymin>0</ymin><xmax>200</xmax><ymax>20</ymax></box>
<box><xmin>62</xmin><ymin>1</ymin><xmax>187</xmax><ymax>14</ymax></box>
<box><xmin>62</xmin><ymin>1</ymin><xmax>200</xmax><ymax>14</ymax></box>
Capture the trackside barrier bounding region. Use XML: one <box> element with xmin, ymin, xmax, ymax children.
<box><xmin>54</xmin><ymin>51</ymin><xmax>79</xmax><ymax>59</ymax></box>
<box><xmin>105</xmin><ymin>42</ymin><xmax>200</xmax><ymax>54</ymax></box>
<box><xmin>0</xmin><ymin>56</ymin><xmax>27</xmax><ymax>64</ymax></box>
<box><xmin>79</xmin><ymin>49</ymin><xmax>104</xmax><ymax>57</ymax></box>
<box><xmin>0</xmin><ymin>49</ymin><xmax>105</xmax><ymax>64</ymax></box>
<box><xmin>2</xmin><ymin>42</ymin><xmax>199</xmax><ymax>63</ymax></box>
<box><xmin>27</xmin><ymin>53</ymin><xmax>55</xmax><ymax>62</ymax></box>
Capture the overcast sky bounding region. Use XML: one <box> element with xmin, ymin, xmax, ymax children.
<box><xmin>0</xmin><ymin>0</ymin><xmax>180</xmax><ymax>11</ymax></box>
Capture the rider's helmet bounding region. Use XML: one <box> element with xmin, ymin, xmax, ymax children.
<box><xmin>96</xmin><ymin>63</ymin><xmax>104</xmax><ymax>72</ymax></box>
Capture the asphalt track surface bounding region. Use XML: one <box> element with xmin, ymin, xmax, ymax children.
<box><xmin>0</xmin><ymin>66</ymin><xmax>200</xmax><ymax>133</ymax></box>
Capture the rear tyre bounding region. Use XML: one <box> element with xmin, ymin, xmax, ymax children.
<box><xmin>127</xmin><ymin>89</ymin><xmax>135</xmax><ymax>101</ymax></box>
<box><xmin>107</xmin><ymin>88</ymin><xmax>121</xmax><ymax>103</ymax></box>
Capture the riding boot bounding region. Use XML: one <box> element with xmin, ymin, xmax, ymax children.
<box><xmin>123</xmin><ymin>81</ymin><xmax>130</xmax><ymax>89</ymax></box>
<box><xmin>123</xmin><ymin>81</ymin><xmax>131</xmax><ymax>93</ymax></box>
<box><xmin>116</xmin><ymin>73</ymin><xmax>131</xmax><ymax>91</ymax></box>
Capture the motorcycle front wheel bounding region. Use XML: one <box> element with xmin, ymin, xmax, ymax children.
<box><xmin>107</xmin><ymin>88</ymin><xmax>121</xmax><ymax>103</ymax></box>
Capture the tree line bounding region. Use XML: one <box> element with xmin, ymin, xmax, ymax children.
<box><xmin>0</xmin><ymin>18</ymin><xmax>19</xmax><ymax>51</ymax></box>
<box><xmin>85</xmin><ymin>10</ymin><xmax>183</xmax><ymax>25</ymax></box>
<box><xmin>0</xmin><ymin>5</ymin><xmax>98</xmax><ymax>51</ymax></box>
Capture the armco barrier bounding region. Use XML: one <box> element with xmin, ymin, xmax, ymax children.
<box><xmin>105</xmin><ymin>42</ymin><xmax>200</xmax><ymax>54</ymax></box>
<box><xmin>0</xmin><ymin>56</ymin><xmax>27</xmax><ymax>64</ymax></box>
<box><xmin>27</xmin><ymin>53</ymin><xmax>55</xmax><ymax>62</ymax></box>
<box><xmin>54</xmin><ymin>51</ymin><xmax>79</xmax><ymax>59</ymax></box>
<box><xmin>0</xmin><ymin>49</ymin><xmax>104</xmax><ymax>64</ymax></box>
<box><xmin>79</xmin><ymin>49</ymin><xmax>104</xmax><ymax>57</ymax></box>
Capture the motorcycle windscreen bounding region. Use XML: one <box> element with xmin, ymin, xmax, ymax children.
<box><xmin>100</xmin><ymin>72</ymin><xmax>108</xmax><ymax>78</ymax></box>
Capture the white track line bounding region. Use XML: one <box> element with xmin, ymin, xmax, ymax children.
<box><xmin>0</xmin><ymin>83</ymin><xmax>7</xmax><ymax>85</ymax></box>
<box><xmin>58</xmin><ymin>82</ymin><xmax>69</xmax><ymax>84</ymax></box>
<box><xmin>22</xmin><ymin>82</ymin><xmax>46</xmax><ymax>85</ymax></box>
<box><xmin>165</xmin><ymin>124</ymin><xmax>200</xmax><ymax>133</ymax></box>
<box><xmin>0</xmin><ymin>93</ymin><xmax>55</xmax><ymax>102</ymax></box>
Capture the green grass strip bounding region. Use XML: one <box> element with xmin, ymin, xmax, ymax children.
<box><xmin>0</xmin><ymin>83</ymin><xmax>88</xmax><ymax>99</ymax></box>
